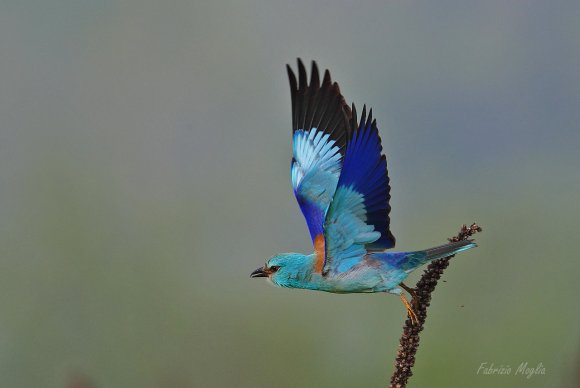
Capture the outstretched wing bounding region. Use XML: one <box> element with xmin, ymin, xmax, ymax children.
<box><xmin>287</xmin><ymin>59</ymin><xmax>352</xmax><ymax>259</ymax></box>
<box><xmin>322</xmin><ymin>105</ymin><xmax>396</xmax><ymax>274</ymax></box>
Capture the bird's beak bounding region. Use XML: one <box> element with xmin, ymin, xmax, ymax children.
<box><xmin>250</xmin><ymin>266</ymin><xmax>268</xmax><ymax>278</ymax></box>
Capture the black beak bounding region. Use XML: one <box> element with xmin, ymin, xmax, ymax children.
<box><xmin>250</xmin><ymin>266</ymin><xmax>267</xmax><ymax>278</ymax></box>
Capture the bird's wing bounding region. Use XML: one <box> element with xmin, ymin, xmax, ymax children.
<box><xmin>322</xmin><ymin>105</ymin><xmax>396</xmax><ymax>274</ymax></box>
<box><xmin>287</xmin><ymin>59</ymin><xmax>352</xmax><ymax>261</ymax></box>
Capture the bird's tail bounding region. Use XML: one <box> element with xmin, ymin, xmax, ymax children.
<box><xmin>400</xmin><ymin>240</ymin><xmax>477</xmax><ymax>272</ymax></box>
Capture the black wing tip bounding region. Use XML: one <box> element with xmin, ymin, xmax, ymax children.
<box><xmin>350</xmin><ymin>103</ymin><xmax>380</xmax><ymax>134</ymax></box>
<box><xmin>287</xmin><ymin>65</ymin><xmax>297</xmax><ymax>87</ymax></box>
<box><xmin>287</xmin><ymin>58</ymin><xmax>332</xmax><ymax>91</ymax></box>
<box><xmin>310</xmin><ymin>61</ymin><xmax>320</xmax><ymax>89</ymax></box>
<box><xmin>322</xmin><ymin>69</ymin><xmax>331</xmax><ymax>85</ymax></box>
<box><xmin>367</xmin><ymin>108</ymin><xmax>373</xmax><ymax>124</ymax></box>
<box><xmin>288</xmin><ymin>59</ymin><xmax>321</xmax><ymax>86</ymax></box>
<box><xmin>351</xmin><ymin>104</ymin><xmax>366</xmax><ymax>130</ymax></box>
<box><xmin>286</xmin><ymin>59</ymin><xmax>352</xmax><ymax>144</ymax></box>
<box><xmin>297</xmin><ymin>59</ymin><xmax>308</xmax><ymax>91</ymax></box>
<box><xmin>287</xmin><ymin>58</ymin><xmax>339</xmax><ymax>89</ymax></box>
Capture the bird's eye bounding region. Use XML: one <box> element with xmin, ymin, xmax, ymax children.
<box><xmin>270</xmin><ymin>266</ymin><xmax>281</xmax><ymax>272</ymax></box>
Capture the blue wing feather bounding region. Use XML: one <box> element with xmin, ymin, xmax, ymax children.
<box><xmin>339</xmin><ymin>105</ymin><xmax>395</xmax><ymax>251</ymax></box>
<box><xmin>287</xmin><ymin>59</ymin><xmax>352</xmax><ymax>246</ymax></box>
<box><xmin>323</xmin><ymin>105</ymin><xmax>396</xmax><ymax>273</ymax></box>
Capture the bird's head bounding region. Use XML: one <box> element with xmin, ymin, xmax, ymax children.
<box><xmin>250</xmin><ymin>253</ymin><xmax>314</xmax><ymax>288</ymax></box>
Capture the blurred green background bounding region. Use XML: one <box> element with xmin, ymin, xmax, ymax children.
<box><xmin>1</xmin><ymin>1</ymin><xmax>579</xmax><ymax>387</ymax></box>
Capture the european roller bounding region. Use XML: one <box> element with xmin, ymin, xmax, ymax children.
<box><xmin>251</xmin><ymin>59</ymin><xmax>477</xmax><ymax>323</ymax></box>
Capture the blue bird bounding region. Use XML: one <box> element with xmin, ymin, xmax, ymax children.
<box><xmin>251</xmin><ymin>59</ymin><xmax>476</xmax><ymax>323</ymax></box>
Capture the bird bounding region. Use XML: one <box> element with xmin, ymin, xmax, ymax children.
<box><xmin>251</xmin><ymin>59</ymin><xmax>477</xmax><ymax>323</ymax></box>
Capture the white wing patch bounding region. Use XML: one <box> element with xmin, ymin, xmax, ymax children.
<box><xmin>291</xmin><ymin>128</ymin><xmax>341</xmax><ymax>202</ymax></box>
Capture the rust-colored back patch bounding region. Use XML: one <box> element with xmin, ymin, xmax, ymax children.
<box><xmin>314</xmin><ymin>234</ymin><xmax>325</xmax><ymax>273</ymax></box>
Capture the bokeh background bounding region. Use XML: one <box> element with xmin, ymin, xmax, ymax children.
<box><xmin>1</xmin><ymin>1</ymin><xmax>579</xmax><ymax>387</ymax></box>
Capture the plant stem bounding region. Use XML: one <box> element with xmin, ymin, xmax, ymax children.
<box><xmin>389</xmin><ymin>223</ymin><xmax>482</xmax><ymax>388</ymax></box>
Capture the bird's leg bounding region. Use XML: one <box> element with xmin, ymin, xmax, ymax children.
<box><xmin>400</xmin><ymin>282</ymin><xmax>418</xmax><ymax>306</ymax></box>
<box><xmin>400</xmin><ymin>294</ymin><xmax>419</xmax><ymax>325</ymax></box>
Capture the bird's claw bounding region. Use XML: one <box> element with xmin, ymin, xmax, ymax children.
<box><xmin>400</xmin><ymin>282</ymin><xmax>419</xmax><ymax>310</ymax></box>
<box><xmin>400</xmin><ymin>294</ymin><xmax>419</xmax><ymax>326</ymax></box>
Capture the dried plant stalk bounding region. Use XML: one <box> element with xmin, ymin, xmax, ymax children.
<box><xmin>389</xmin><ymin>223</ymin><xmax>482</xmax><ymax>388</ymax></box>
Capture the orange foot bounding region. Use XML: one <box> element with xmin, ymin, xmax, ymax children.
<box><xmin>400</xmin><ymin>282</ymin><xmax>419</xmax><ymax>308</ymax></box>
<box><xmin>400</xmin><ymin>294</ymin><xmax>419</xmax><ymax>325</ymax></box>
